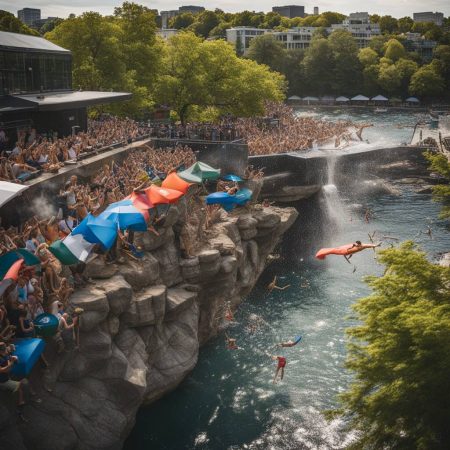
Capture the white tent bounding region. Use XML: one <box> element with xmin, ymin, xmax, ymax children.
<box><xmin>405</xmin><ymin>97</ymin><xmax>420</xmax><ymax>103</ymax></box>
<box><xmin>371</xmin><ymin>95</ymin><xmax>389</xmax><ymax>102</ymax></box>
<box><xmin>302</xmin><ymin>96</ymin><xmax>319</xmax><ymax>101</ymax></box>
<box><xmin>335</xmin><ymin>96</ymin><xmax>350</xmax><ymax>102</ymax></box>
<box><xmin>351</xmin><ymin>95</ymin><xmax>370</xmax><ymax>101</ymax></box>
<box><xmin>0</xmin><ymin>181</ymin><xmax>29</xmax><ymax>208</ymax></box>
<box><xmin>288</xmin><ymin>95</ymin><xmax>302</xmax><ymax>100</ymax></box>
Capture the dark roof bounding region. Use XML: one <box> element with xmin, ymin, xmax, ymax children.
<box><xmin>0</xmin><ymin>31</ymin><xmax>70</xmax><ymax>54</ymax></box>
<box><xmin>11</xmin><ymin>91</ymin><xmax>132</xmax><ymax>111</ymax></box>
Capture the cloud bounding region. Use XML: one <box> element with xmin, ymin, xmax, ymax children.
<box><xmin>2</xmin><ymin>0</ymin><xmax>449</xmax><ymax>18</ymax></box>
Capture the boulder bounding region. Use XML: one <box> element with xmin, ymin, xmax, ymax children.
<box><xmin>210</xmin><ymin>233</ymin><xmax>236</xmax><ymax>255</ymax></box>
<box><xmin>84</xmin><ymin>257</ymin><xmax>118</xmax><ymax>279</ymax></box>
<box><xmin>254</xmin><ymin>211</ymin><xmax>281</xmax><ymax>229</ymax></box>
<box><xmin>152</xmin><ymin>239</ymin><xmax>182</xmax><ymax>287</ymax></box>
<box><xmin>220</xmin><ymin>256</ymin><xmax>238</xmax><ymax>274</ymax></box>
<box><xmin>165</xmin><ymin>288</ymin><xmax>198</xmax><ymax>320</ymax></box>
<box><xmin>70</xmin><ymin>287</ymin><xmax>109</xmax><ymax>332</ymax></box>
<box><xmin>134</xmin><ymin>227</ymin><xmax>174</xmax><ymax>252</ymax></box>
<box><xmin>221</xmin><ymin>220</ymin><xmax>241</xmax><ymax>245</ymax></box>
<box><xmin>123</xmin><ymin>285</ymin><xmax>167</xmax><ymax>327</ymax></box>
<box><xmin>161</xmin><ymin>206</ymin><xmax>180</xmax><ymax>228</ymax></box>
<box><xmin>240</xmin><ymin>227</ymin><xmax>258</xmax><ymax>240</ymax></box>
<box><xmin>236</xmin><ymin>214</ymin><xmax>258</xmax><ymax>230</ymax></box>
<box><xmin>179</xmin><ymin>257</ymin><xmax>201</xmax><ymax>281</ymax></box>
<box><xmin>198</xmin><ymin>249</ymin><xmax>220</xmax><ymax>263</ymax></box>
<box><xmin>82</xmin><ymin>329</ymin><xmax>112</xmax><ymax>359</ymax></box>
<box><xmin>119</xmin><ymin>255</ymin><xmax>159</xmax><ymax>290</ymax></box>
<box><xmin>99</xmin><ymin>275</ymin><xmax>133</xmax><ymax>316</ymax></box>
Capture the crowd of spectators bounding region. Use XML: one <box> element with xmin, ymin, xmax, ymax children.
<box><xmin>0</xmin><ymin>116</ymin><xmax>153</xmax><ymax>184</ymax></box>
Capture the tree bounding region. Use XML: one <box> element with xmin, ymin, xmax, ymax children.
<box><xmin>154</xmin><ymin>33</ymin><xmax>285</xmax><ymax>124</ymax></box>
<box><xmin>409</xmin><ymin>64</ymin><xmax>445</xmax><ymax>99</ymax></box>
<box><xmin>425</xmin><ymin>151</ymin><xmax>450</xmax><ymax>219</ymax></box>
<box><xmin>397</xmin><ymin>16</ymin><xmax>413</xmax><ymax>33</ymax></box>
<box><xmin>395</xmin><ymin>58</ymin><xmax>418</xmax><ymax>94</ymax></box>
<box><xmin>384</xmin><ymin>38</ymin><xmax>406</xmax><ymax>62</ymax></box>
<box><xmin>433</xmin><ymin>45</ymin><xmax>450</xmax><ymax>91</ymax></box>
<box><xmin>330</xmin><ymin>242</ymin><xmax>450</xmax><ymax>450</ymax></box>
<box><xmin>170</xmin><ymin>13</ymin><xmax>195</xmax><ymax>30</ymax></box>
<box><xmin>328</xmin><ymin>30</ymin><xmax>362</xmax><ymax>94</ymax></box>
<box><xmin>301</xmin><ymin>37</ymin><xmax>334</xmax><ymax>95</ymax></box>
<box><xmin>377</xmin><ymin>63</ymin><xmax>402</xmax><ymax>94</ymax></box>
<box><xmin>369</xmin><ymin>35</ymin><xmax>389</xmax><ymax>55</ymax></box>
<box><xmin>188</xmin><ymin>10</ymin><xmax>220</xmax><ymax>38</ymax></box>
<box><xmin>358</xmin><ymin>47</ymin><xmax>379</xmax><ymax>67</ymax></box>
<box><xmin>246</xmin><ymin>34</ymin><xmax>285</xmax><ymax>71</ymax></box>
<box><xmin>0</xmin><ymin>10</ymin><xmax>39</xmax><ymax>35</ymax></box>
<box><xmin>379</xmin><ymin>15</ymin><xmax>398</xmax><ymax>34</ymax></box>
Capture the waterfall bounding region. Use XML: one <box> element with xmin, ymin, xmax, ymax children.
<box><xmin>322</xmin><ymin>152</ymin><xmax>346</xmax><ymax>229</ymax></box>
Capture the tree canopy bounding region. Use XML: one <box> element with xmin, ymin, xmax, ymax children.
<box><xmin>331</xmin><ymin>242</ymin><xmax>450</xmax><ymax>449</ymax></box>
<box><xmin>154</xmin><ymin>32</ymin><xmax>285</xmax><ymax>124</ymax></box>
<box><xmin>0</xmin><ymin>10</ymin><xmax>39</xmax><ymax>35</ymax></box>
<box><xmin>425</xmin><ymin>151</ymin><xmax>450</xmax><ymax>219</ymax></box>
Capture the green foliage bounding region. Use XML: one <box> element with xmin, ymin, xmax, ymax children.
<box><xmin>331</xmin><ymin>242</ymin><xmax>450</xmax><ymax>450</ymax></box>
<box><xmin>384</xmin><ymin>39</ymin><xmax>406</xmax><ymax>62</ymax></box>
<box><xmin>358</xmin><ymin>47</ymin><xmax>379</xmax><ymax>67</ymax></box>
<box><xmin>397</xmin><ymin>16</ymin><xmax>413</xmax><ymax>33</ymax></box>
<box><xmin>38</xmin><ymin>18</ymin><xmax>64</xmax><ymax>35</ymax></box>
<box><xmin>424</xmin><ymin>151</ymin><xmax>450</xmax><ymax>219</ymax></box>
<box><xmin>154</xmin><ymin>33</ymin><xmax>285</xmax><ymax>124</ymax></box>
<box><xmin>409</xmin><ymin>64</ymin><xmax>445</xmax><ymax>99</ymax></box>
<box><xmin>170</xmin><ymin>13</ymin><xmax>196</xmax><ymax>30</ymax></box>
<box><xmin>0</xmin><ymin>10</ymin><xmax>39</xmax><ymax>35</ymax></box>
<box><xmin>379</xmin><ymin>15</ymin><xmax>398</xmax><ymax>34</ymax></box>
<box><xmin>246</xmin><ymin>34</ymin><xmax>285</xmax><ymax>71</ymax></box>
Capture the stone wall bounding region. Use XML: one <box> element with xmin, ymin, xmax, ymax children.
<box><xmin>1</xmin><ymin>202</ymin><xmax>298</xmax><ymax>450</ymax></box>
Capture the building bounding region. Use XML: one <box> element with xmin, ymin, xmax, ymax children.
<box><xmin>272</xmin><ymin>27</ymin><xmax>315</xmax><ymax>50</ymax></box>
<box><xmin>226</xmin><ymin>27</ymin><xmax>267</xmax><ymax>54</ymax></box>
<box><xmin>157</xmin><ymin>29</ymin><xmax>179</xmax><ymax>40</ymax></box>
<box><xmin>313</xmin><ymin>6</ymin><xmax>319</xmax><ymax>15</ymax></box>
<box><xmin>0</xmin><ymin>31</ymin><xmax>131</xmax><ymax>138</ymax></box>
<box><xmin>32</xmin><ymin>17</ymin><xmax>58</xmax><ymax>30</ymax></box>
<box><xmin>413</xmin><ymin>12</ymin><xmax>444</xmax><ymax>26</ymax></box>
<box><xmin>179</xmin><ymin>5</ymin><xmax>205</xmax><ymax>14</ymax></box>
<box><xmin>160</xmin><ymin>6</ymin><xmax>205</xmax><ymax>29</ymax></box>
<box><xmin>272</xmin><ymin>5</ymin><xmax>305</xmax><ymax>19</ymax></box>
<box><xmin>17</xmin><ymin>8</ymin><xmax>41</xmax><ymax>27</ymax></box>
<box><xmin>403</xmin><ymin>32</ymin><xmax>437</xmax><ymax>61</ymax></box>
<box><xmin>329</xmin><ymin>12</ymin><xmax>380</xmax><ymax>48</ymax></box>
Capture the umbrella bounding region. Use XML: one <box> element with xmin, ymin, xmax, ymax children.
<box><xmin>100</xmin><ymin>201</ymin><xmax>148</xmax><ymax>232</ymax></box>
<box><xmin>335</xmin><ymin>96</ymin><xmax>350</xmax><ymax>102</ymax></box>
<box><xmin>145</xmin><ymin>185</ymin><xmax>184</xmax><ymax>205</ymax></box>
<box><xmin>222</xmin><ymin>174</ymin><xmax>243</xmax><ymax>182</ymax></box>
<box><xmin>71</xmin><ymin>214</ymin><xmax>117</xmax><ymax>250</ymax></box>
<box><xmin>161</xmin><ymin>172</ymin><xmax>192</xmax><ymax>194</ymax></box>
<box><xmin>406</xmin><ymin>97</ymin><xmax>420</xmax><ymax>103</ymax></box>
<box><xmin>0</xmin><ymin>259</ymin><xmax>24</xmax><ymax>296</ymax></box>
<box><xmin>303</xmin><ymin>96</ymin><xmax>319</xmax><ymax>101</ymax></box>
<box><xmin>0</xmin><ymin>181</ymin><xmax>29</xmax><ymax>208</ymax></box>
<box><xmin>206</xmin><ymin>192</ymin><xmax>236</xmax><ymax>211</ymax></box>
<box><xmin>288</xmin><ymin>95</ymin><xmax>301</xmax><ymax>100</ymax></box>
<box><xmin>178</xmin><ymin>162</ymin><xmax>220</xmax><ymax>183</ymax></box>
<box><xmin>234</xmin><ymin>188</ymin><xmax>253</xmax><ymax>205</ymax></box>
<box><xmin>124</xmin><ymin>193</ymin><xmax>151</xmax><ymax>221</ymax></box>
<box><xmin>371</xmin><ymin>95</ymin><xmax>389</xmax><ymax>101</ymax></box>
<box><xmin>0</xmin><ymin>250</ymin><xmax>39</xmax><ymax>280</ymax></box>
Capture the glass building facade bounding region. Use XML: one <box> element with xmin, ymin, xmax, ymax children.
<box><xmin>0</xmin><ymin>50</ymin><xmax>72</xmax><ymax>95</ymax></box>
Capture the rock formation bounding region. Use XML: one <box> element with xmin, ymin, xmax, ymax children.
<box><xmin>1</xmin><ymin>202</ymin><xmax>297</xmax><ymax>450</ymax></box>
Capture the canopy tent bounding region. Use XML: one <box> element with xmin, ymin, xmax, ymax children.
<box><xmin>335</xmin><ymin>96</ymin><xmax>350</xmax><ymax>102</ymax></box>
<box><xmin>287</xmin><ymin>95</ymin><xmax>302</xmax><ymax>100</ymax></box>
<box><xmin>351</xmin><ymin>95</ymin><xmax>370</xmax><ymax>101</ymax></box>
<box><xmin>0</xmin><ymin>181</ymin><xmax>29</xmax><ymax>208</ymax></box>
<box><xmin>178</xmin><ymin>162</ymin><xmax>220</xmax><ymax>183</ymax></box>
<box><xmin>371</xmin><ymin>95</ymin><xmax>389</xmax><ymax>102</ymax></box>
<box><xmin>100</xmin><ymin>201</ymin><xmax>148</xmax><ymax>232</ymax></box>
<box><xmin>161</xmin><ymin>172</ymin><xmax>192</xmax><ymax>194</ymax></box>
<box><xmin>405</xmin><ymin>97</ymin><xmax>420</xmax><ymax>103</ymax></box>
<box><xmin>145</xmin><ymin>184</ymin><xmax>184</xmax><ymax>205</ymax></box>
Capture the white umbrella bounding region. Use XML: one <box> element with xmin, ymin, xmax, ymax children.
<box><xmin>288</xmin><ymin>95</ymin><xmax>302</xmax><ymax>100</ymax></box>
<box><xmin>335</xmin><ymin>96</ymin><xmax>350</xmax><ymax>102</ymax></box>
<box><xmin>371</xmin><ymin>95</ymin><xmax>389</xmax><ymax>101</ymax></box>
<box><xmin>405</xmin><ymin>97</ymin><xmax>420</xmax><ymax>103</ymax></box>
<box><xmin>303</xmin><ymin>96</ymin><xmax>319</xmax><ymax>101</ymax></box>
<box><xmin>0</xmin><ymin>181</ymin><xmax>29</xmax><ymax>208</ymax></box>
<box><xmin>351</xmin><ymin>95</ymin><xmax>370</xmax><ymax>101</ymax></box>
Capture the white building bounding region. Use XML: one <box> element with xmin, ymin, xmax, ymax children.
<box><xmin>272</xmin><ymin>27</ymin><xmax>316</xmax><ymax>50</ymax></box>
<box><xmin>413</xmin><ymin>12</ymin><xmax>444</xmax><ymax>26</ymax></box>
<box><xmin>226</xmin><ymin>27</ymin><xmax>267</xmax><ymax>54</ymax></box>
<box><xmin>329</xmin><ymin>12</ymin><xmax>380</xmax><ymax>48</ymax></box>
<box><xmin>160</xmin><ymin>10</ymin><xmax>178</xmax><ymax>29</ymax></box>
<box><xmin>157</xmin><ymin>29</ymin><xmax>179</xmax><ymax>40</ymax></box>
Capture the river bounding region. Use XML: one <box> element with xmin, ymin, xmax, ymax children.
<box><xmin>125</xmin><ymin>181</ymin><xmax>450</xmax><ymax>449</ymax></box>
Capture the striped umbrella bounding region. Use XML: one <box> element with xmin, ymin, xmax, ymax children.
<box><xmin>100</xmin><ymin>200</ymin><xmax>148</xmax><ymax>232</ymax></box>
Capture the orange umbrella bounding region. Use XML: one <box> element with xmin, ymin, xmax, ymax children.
<box><xmin>124</xmin><ymin>192</ymin><xmax>153</xmax><ymax>221</ymax></box>
<box><xmin>145</xmin><ymin>185</ymin><xmax>184</xmax><ymax>205</ymax></box>
<box><xmin>161</xmin><ymin>172</ymin><xmax>192</xmax><ymax>195</ymax></box>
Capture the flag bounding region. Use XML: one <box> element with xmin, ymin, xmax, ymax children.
<box><xmin>49</xmin><ymin>234</ymin><xmax>95</xmax><ymax>265</ymax></box>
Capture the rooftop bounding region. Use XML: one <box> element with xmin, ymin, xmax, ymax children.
<box><xmin>0</xmin><ymin>30</ymin><xmax>70</xmax><ymax>54</ymax></box>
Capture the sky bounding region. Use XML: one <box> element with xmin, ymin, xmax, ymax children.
<box><xmin>3</xmin><ymin>0</ymin><xmax>450</xmax><ymax>19</ymax></box>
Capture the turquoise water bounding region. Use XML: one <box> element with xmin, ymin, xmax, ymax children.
<box><xmin>125</xmin><ymin>186</ymin><xmax>450</xmax><ymax>450</ymax></box>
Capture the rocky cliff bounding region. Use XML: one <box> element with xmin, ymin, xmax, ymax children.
<box><xmin>1</xmin><ymin>201</ymin><xmax>298</xmax><ymax>450</ymax></box>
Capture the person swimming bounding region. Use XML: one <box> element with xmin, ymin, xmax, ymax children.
<box><xmin>278</xmin><ymin>336</ymin><xmax>302</xmax><ymax>348</ymax></box>
<box><xmin>267</xmin><ymin>353</ymin><xmax>287</xmax><ymax>383</ymax></box>
<box><xmin>267</xmin><ymin>276</ymin><xmax>291</xmax><ymax>293</ymax></box>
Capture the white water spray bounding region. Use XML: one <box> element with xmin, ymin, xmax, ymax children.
<box><xmin>322</xmin><ymin>152</ymin><xmax>346</xmax><ymax>229</ymax></box>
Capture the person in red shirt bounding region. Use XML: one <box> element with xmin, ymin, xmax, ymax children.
<box><xmin>267</xmin><ymin>353</ymin><xmax>287</xmax><ymax>383</ymax></box>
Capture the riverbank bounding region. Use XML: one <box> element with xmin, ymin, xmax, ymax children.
<box><xmin>1</xmin><ymin>198</ymin><xmax>298</xmax><ymax>450</ymax></box>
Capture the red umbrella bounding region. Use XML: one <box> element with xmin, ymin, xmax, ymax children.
<box><xmin>0</xmin><ymin>259</ymin><xmax>24</xmax><ymax>296</ymax></box>
<box><xmin>145</xmin><ymin>185</ymin><xmax>184</xmax><ymax>205</ymax></box>
<box><xmin>124</xmin><ymin>192</ymin><xmax>153</xmax><ymax>221</ymax></box>
<box><xmin>161</xmin><ymin>172</ymin><xmax>192</xmax><ymax>195</ymax></box>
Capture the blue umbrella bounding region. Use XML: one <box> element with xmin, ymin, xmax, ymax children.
<box><xmin>100</xmin><ymin>200</ymin><xmax>147</xmax><ymax>232</ymax></box>
<box><xmin>72</xmin><ymin>214</ymin><xmax>118</xmax><ymax>250</ymax></box>
<box><xmin>222</xmin><ymin>174</ymin><xmax>243</xmax><ymax>182</ymax></box>
<box><xmin>235</xmin><ymin>188</ymin><xmax>253</xmax><ymax>205</ymax></box>
<box><xmin>206</xmin><ymin>192</ymin><xmax>236</xmax><ymax>212</ymax></box>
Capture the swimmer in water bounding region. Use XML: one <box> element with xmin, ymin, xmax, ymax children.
<box><xmin>225</xmin><ymin>333</ymin><xmax>238</xmax><ymax>350</ymax></box>
<box><xmin>278</xmin><ymin>336</ymin><xmax>302</xmax><ymax>347</ymax></box>
<box><xmin>267</xmin><ymin>276</ymin><xmax>291</xmax><ymax>293</ymax></box>
<box><xmin>267</xmin><ymin>353</ymin><xmax>287</xmax><ymax>383</ymax></box>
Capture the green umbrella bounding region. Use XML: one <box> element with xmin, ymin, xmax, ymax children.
<box><xmin>0</xmin><ymin>250</ymin><xmax>40</xmax><ymax>279</ymax></box>
<box><xmin>178</xmin><ymin>162</ymin><xmax>220</xmax><ymax>183</ymax></box>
